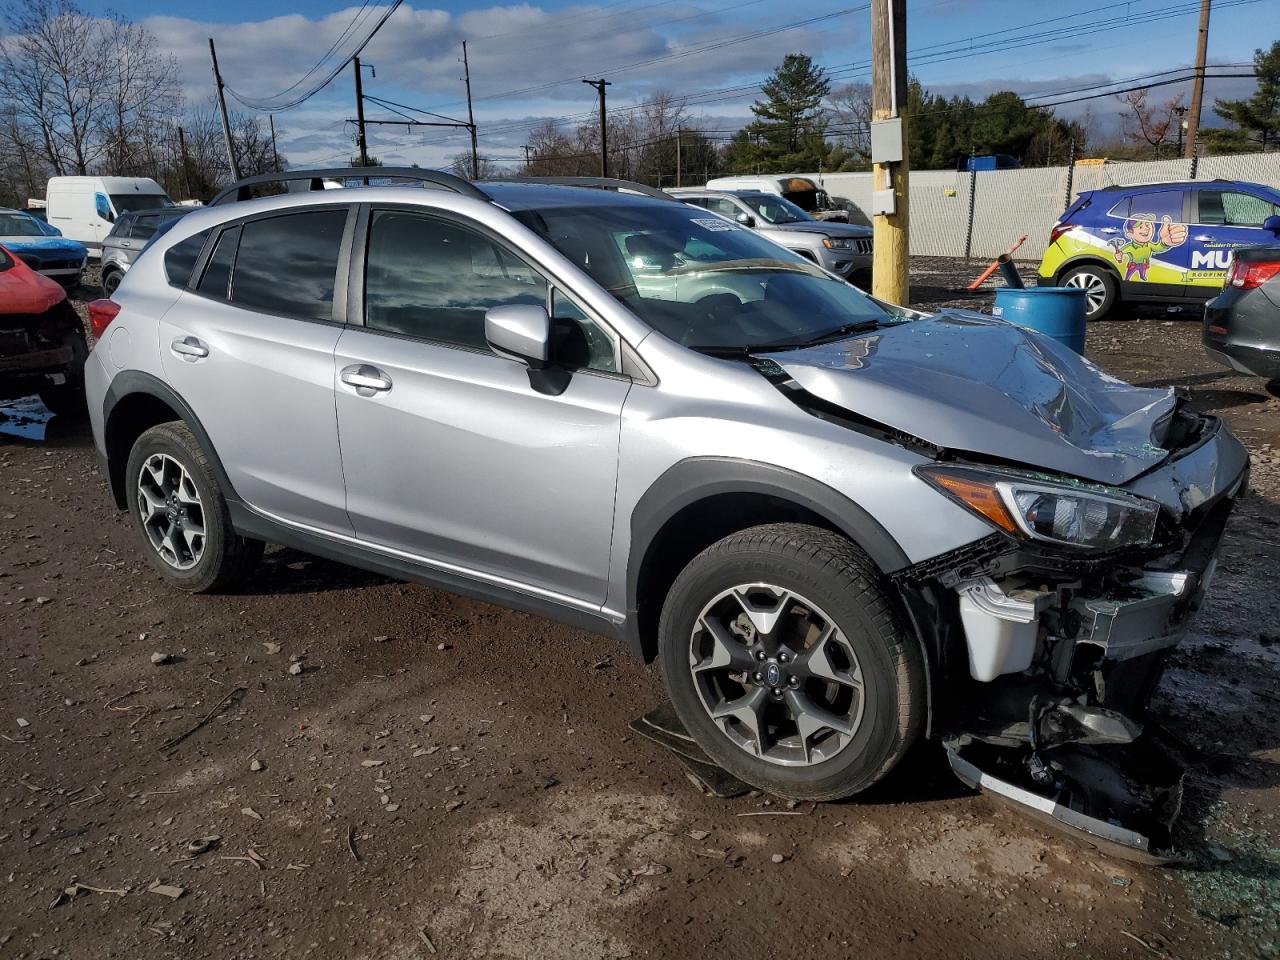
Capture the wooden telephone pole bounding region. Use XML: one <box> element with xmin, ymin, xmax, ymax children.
<box><xmin>208</xmin><ymin>38</ymin><xmax>241</xmax><ymax>182</ymax></box>
<box><xmin>462</xmin><ymin>42</ymin><xmax>480</xmax><ymax>180</ymax></box>
<box><xmin>353</xmin><ymin>56</ymin><xmax>370</xmax><ymax>167</ymax></box>
<box><xmin>583</xmin><ymin>79</ymin><xmax>610</xmax><ymax>177</ymax></box>
<box><xmin>1184</xmin><ymin>0</ymin><xmax>1211</xmax><ymax>159</ymax></box>
<box><xmin>870</xmin><ymin>0</ymin><xmax>909</xmax><ymax>304</ymax></box>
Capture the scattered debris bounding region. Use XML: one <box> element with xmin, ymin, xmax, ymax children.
<box><xmin>249</xmin><ymin>758</ymin><xmax>265</xmax><ymax>772</ymax></box>
<box><xmin>16</xmin><ymin>717</ymin><xmax>30</xmax><ymax>728</ymax></box>
<box><xmin>1120</xmin><ymin>930</ymin><xmax>1176</xmax><ymax>960</ymax></box>
<box><xmin>445</xmin><ymin>800</ymin><xmax>464</xmax><ymax>812</ymax></box>
<box><xmin>346</xmin><ymin>823</ymin><xmax>361</xmax><ymax>862</ymax></box>
<box><xmin>146</xmin><ymin>882</ymin><xmax>185</xmax><ymax>900</ymax></box>
<box><xmin>689</xmin><ymin>829</ymin><xmax>711</xmax><ymax>841</ymax></box>
<box><xmin>287</xmin><ymin>661</ymin><xmax>305</xmax><ymax>676</ymax></box>
<box><xmin>419</xmin><ymin>714</ymin><xmax>435</xmax><ymax>724</ymax></box>
<box><xmin>158</xmin><ymin>686</ymin><xmax>248</xmax><ymax>752</ymax></box>
<box><xmin>241</xmin><ymin>807</ymin><xmax>263</xmax><ymax>821</ymax></box>
<box><xmin>361</xmin><ymin>759</ymin><xmax>385</xmax><ymax>768</ymax></box>
<box><xmin>417</xmin><ymin>927</ymin><xmax>438</xmax><ymax>955</ymax></box>
<box><xmin>374</xmin><ymin>635</ymin><xmax>390</xmax><ymax>643</ymax></box>
<box><xmin>149</xmin><ymin>652</ymin><xmax>173</xmax><ymax>666</ymax></box>
<box><xmin>35</xmin><ymin>596</ymin><xmax>51</xmax><ymax>605</ymax></box>
<box><xmin>185</xmin><ymin>836</ymin><xmax>221</xmax><ymax>856</ymax></box>
<box><xmin>385</xmin><ymin>804</ymin><xmax>400</xmax><ymax>813</ymax></box>
<box><xmin>770</xmin><ymin>853</ymin><xmax>788</xmax><ymax>864</ymax></box>
<box><xmin>262</xmin><ymin>642</ymin><xmax>281</xmax><ymax>655</ymax></box>
<box><xmin>735</xmin><ymin>808</ymin><xmax>812</xmax><ymax>818</ymax></box>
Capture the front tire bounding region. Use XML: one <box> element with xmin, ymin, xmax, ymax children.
<box><xmin>1060</xmin><ymin>263</ymin><xmax>1119</xmax><ymax>321</ymax></box>
<box><xmin>125</xmin><ymin>422</ymin><xmax>263</xmax><ymax>593</ymax></box>
<box><xmin>658</xmin><ymin>523</ymin><xmax>925</xmax><ymax>800</ymax></box>
<box><xmin>102</xmin><ymin>269</ymin><xmax>122</xmax><ymax>295</ymax></box>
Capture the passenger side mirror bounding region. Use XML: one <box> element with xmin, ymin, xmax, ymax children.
<box><xmin>736</xmin><ymin>212</ymin><xmax>755</xmax><ymax>227</ymax></box>
<box><xmin>94</xmin><ymin>192</ymin><xmax>114</xmax><ymax>222</ymax></box>
<box><xmin>1265</xmin><ymin>214</ymin><xmax>1280</xmax><ymax>236</ymax></box>
<box><xmin>485</xmin><ymin>304</ymin><xmax>551</xmax><ymax>370</ymax></box>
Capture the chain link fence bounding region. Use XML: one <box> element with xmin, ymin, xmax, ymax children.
<box><xmin>802</xmin><ymin>152</ymin><xmax>1280</xmax><ymax>261</ymax></box>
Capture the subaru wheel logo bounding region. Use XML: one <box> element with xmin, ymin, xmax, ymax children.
<box><xmin>765</xmin><ymin>662</ymin><xmax>781</xmax><ymax>687</ymax></box>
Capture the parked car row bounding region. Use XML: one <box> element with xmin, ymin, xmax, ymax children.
<box><xmin>0</xmin><ymin>206</ymin><xmax>87</xmax><ymax>287</ymax></box>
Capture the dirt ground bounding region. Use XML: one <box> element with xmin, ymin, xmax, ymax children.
<box><xmin>2</xmin><ymin>259</ymin><xmax>1278</xmax><ymax>960</ymax></box>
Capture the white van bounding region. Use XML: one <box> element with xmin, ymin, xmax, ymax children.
<box><xmin>45</xmin><ymin>176</ymin><xmax>175</xmax><ymax>254</ymax></box>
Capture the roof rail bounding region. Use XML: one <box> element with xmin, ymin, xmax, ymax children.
<box><xmin>208</xmin><ymin>167</ymin><xmax>491</xmax><ymax>207</ymax></box>
<box><xmin>508</xmin><ymin>176</ymin><xmax>674</xmax><ymax>202</ymax></box>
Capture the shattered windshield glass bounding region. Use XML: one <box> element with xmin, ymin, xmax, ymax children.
<box><xmin>514</xmin><ymin>202</ymin><xmax>892</xmax><ymax>352</ymax></box>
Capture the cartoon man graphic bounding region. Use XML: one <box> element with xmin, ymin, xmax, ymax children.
<box><xmin>1113</xmin><ymin>213</ymin><xmax>1188</xmax><ymax>281</ymax></box>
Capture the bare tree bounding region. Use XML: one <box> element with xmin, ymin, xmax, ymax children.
<box><xmin>447</xmin><ymin>151</ymin><xmax>501</xmax><ymax>181</ymax></box>
<box><xmin>1119</xmin><ymin>88</ymin><xmax>1185</xmax><ymax>159</ymax></box>
<box><xmin>826</xmin><ymin>81</ymin><xmax>872</xmax><ymax>163</ymax></box>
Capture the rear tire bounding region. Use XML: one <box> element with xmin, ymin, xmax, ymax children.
<box><xmin>102</xmin><ymin>269</ymin><xmax>122</xmax><ymax>295</ymax></box>
<box><xmin>1060</xmin><ymin>263</ymin><xmax>1119</xmax><ymax>321</ymax></box>
<box><xmin>658</xmin><ymin>523</ymin><xmax>925</xmax><ymax>801</ymax></box>
<box><xmin>125</xmin><ymin>422</ymin><xmax>263</xmax><ymax>593</ymax></box>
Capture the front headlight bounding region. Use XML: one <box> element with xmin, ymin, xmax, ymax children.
<box><xmin>822</xmin><ymin>237</ymin><xmax>853</xmax><ymax>250</ymax></box>
<box><xmin>915</xmin><ymin>464</ymin><xmax>1160</xmax><ymax>551</ymax></box>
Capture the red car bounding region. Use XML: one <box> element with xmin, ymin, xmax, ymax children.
<box><xmin>0</xmin><ymin>242</ymin><xmax>87</xmax><ymax>414</ymax></box>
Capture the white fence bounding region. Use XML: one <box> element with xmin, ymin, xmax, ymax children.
<box><xmin>799</xmin><ymin>152</ymin><xmax>1280</xmax><ymax>261</ymax></box>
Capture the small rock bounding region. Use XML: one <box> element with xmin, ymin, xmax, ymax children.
<box><xmin>385</xmin><ymin>804</ymin><xmax>400</xmax><ymax>813</ymax></box>
<box><xmin>35</xmin><ymin>596</ymin><xmax>51</xmax><ymax>605</ymax></box>
<box><xmin>374</xmin><ymin>635</ymin><xmax>390</xmax><ymax>643</ymax></box>
<box><xmin>241</xmin><ymin>807</ymin><xmax>263</xmax><ymax>821</ymax></box>
<box><xmin>770</xmin><ymin>853</ymin><xmax>787</xmax><ymax>864</ymax></box>
<box><xmin>689</xmin><ymin>829</ymin><xmax>710</xmax><ymax>841</ymax></box>
<box><xmin>361</xmin><ymin>760</ymin><xmax>385</xmax><ymax>768</ymax></box>
<box><xmin>419</xmin><ymin>714</ymin><xmax>435</xmax><ymax>724</ymax></box>
<box><xmin>445</xmin><ymin>800</ymin><xmax>464</xmax><ymax>812</ymax></box>
<box><xmin>262</xmin><ymin>642</ymin><xmax>281</xmax><ymax>655</ymax></box>
<box><xmin>249</xmin><ymin>759</ymin><xmax>265</xmax><ymax>772</ymax></box>
<box><xmin>150</xmin><ymin>652</ymin><xmax>173</xmax><ymax>666</ymax></box>
<box><xmin>147</xmin><ymin>882</ymin><xmax>185</xmax><ymax>900</ymax></box>
<box><xmin>436</xmin><ymin>643</ymin><xmax>450</xmax><ymax>651</ymax></box>
<box><xmin>186</xmin><ymin>836</ymin><xmax>221</xmax><ymax>855</ymax></box>
<box><xmin>15</xmin><ymin>718</ymin><xmax>29</xmax><ymax>728</ymax></box>
<box><xmin>138</xmin><ymin>632</ymin><xmax>148</xmax><ymax>641</ymax></box>
<box><xmin>287</xmin><ymin>662</ymin><xmax>304</xmax><ymax>676</ymax></box>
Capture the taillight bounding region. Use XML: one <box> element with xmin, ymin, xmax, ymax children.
<box><xmin>1049</xmin><ymin>222</ymin><xmax>1073</xmax><ymax>245</ymax></box>
<box><xmin>87</xmin><ymin>299</ymin><xmax>121</xmax><ymax>338</ymax></box>
<box><xmin>1228</xmin><ymin>258</ymin><xmax>1280</xmax><ymax>290</ymax></box>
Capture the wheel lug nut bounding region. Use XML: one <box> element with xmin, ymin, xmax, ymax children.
<box><xmin>755</xmin><ymin>651</ymin><xmax>765</xmax><ymax>661</ymax></box>
<box><xmin>779</xmin><ymin>652</ymin><xmax>790</xmax><ymax>663</ymax></box>
<box><xmin>789</xmin><ymin>676</ymin><xmax>799</xmax><ymax>687</ymax></box>
<box><xmin>753</xmin><ymin>672</ymin><xmax>763</xmax><ymax>682</ymax></box>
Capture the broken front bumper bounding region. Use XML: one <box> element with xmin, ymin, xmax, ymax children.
<box><xmin>941</xmin><ymin>419</ymin><xmax>1247</xmax><ymax>861</ymax></box>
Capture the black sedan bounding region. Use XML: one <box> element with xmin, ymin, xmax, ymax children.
<box><xmin>1204</xmin><ymin>243</ymin><xmax>1280</xmax><ymax>384</ymax></box>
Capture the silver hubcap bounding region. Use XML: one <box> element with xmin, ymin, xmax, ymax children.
<box><xmin>689</xmin><ymin>584</ymin><xmax>865</xmax><ymax>767</ymax></box>
<box><xmin>137</xmin><ymin>453</ymin><xmax>205</xmax><ymax>570</ymax></box>
<box><xmin>1065</xmin><ymin>271</ymin><xmax>1107</xmax><ymax>315</ymax></box>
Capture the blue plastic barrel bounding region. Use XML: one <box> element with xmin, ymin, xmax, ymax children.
<box><xmin>992</xmin><ymin>286</ymin><xmax>1088</xmax><ymax>354</ymax></box>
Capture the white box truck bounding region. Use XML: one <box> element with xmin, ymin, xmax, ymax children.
<box><xmin>45</xmin><ymin>176</ymin><xmax>175</xmax><ymax>255</ymax></box>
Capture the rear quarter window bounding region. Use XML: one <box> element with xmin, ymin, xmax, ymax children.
<box><xmin>164</xmin><ymin>229</ymin><xmax>211</xmax><ymax>287</ymax></box>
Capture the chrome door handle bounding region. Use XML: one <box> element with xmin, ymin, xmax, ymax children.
<box><xmin>170</xmin><ymin>336</ymin><xmax>209</xmax><ymax>360</ymax></box>
<box><xmin>341</xmin><ymin>364</ymin><xmax>393</xmax><ymax>396</ymax></box>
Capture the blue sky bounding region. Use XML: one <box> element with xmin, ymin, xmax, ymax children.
<box><xmin>73</xmin><ymin>0</ymin><xmax>1266</xmax><ymax>169</ymax></box>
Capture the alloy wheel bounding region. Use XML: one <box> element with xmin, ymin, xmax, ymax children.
<box><xmin>1064</xmin><ymin>270</ymin><xmax>1107</xmax><ymax>316</ymax></box>
<box><xmin>688</xmin><ymin>583</ymin><xmax>865</xmax><ymax>767</ymax></box>
<box><xmin>137</xmin><ymin>453</ymin><xmax>205</xmax><ymax>570</ymax></box>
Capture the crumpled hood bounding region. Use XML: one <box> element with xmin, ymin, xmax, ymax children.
<box><xmin>764</xmin><ymin>311</ymin><xmax>1179</xmax><ymax>486</ymax></box>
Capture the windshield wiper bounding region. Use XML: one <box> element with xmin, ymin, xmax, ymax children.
<box><xmin>758</xmin><ymin>320</ymin><xmax>881</xmax><ymax>351</ymax></box>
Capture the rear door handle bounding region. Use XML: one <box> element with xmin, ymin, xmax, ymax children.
<box><xmin>170</xmin><ymin>336</ymin><xmax>209</xmax><ymax>360</ymax></box>
<box><xmin>340</xmin><ymin>363</ymin><xmax>393</xmax><ymax>396</ymax></box>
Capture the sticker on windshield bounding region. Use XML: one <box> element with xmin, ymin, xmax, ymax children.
<box><xmin>691</xmin><ymin>217</ymin><xmax>737</xmax><ymax>232</ymax></box>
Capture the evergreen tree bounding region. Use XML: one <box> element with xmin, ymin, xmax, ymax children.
<box><xmin>730</xmin><ymin>54</ymin><xmax>833</xmax><ymax>172</ymax></box>
<box><xmin>1205</xmin><ymin>41</ymin><xmax>1280</xmax><ymax>153</ymax></box>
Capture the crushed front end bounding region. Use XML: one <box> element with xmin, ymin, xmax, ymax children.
<box><xmin>899</xmin><ymin>410</ymin><xmax>1249</xmax><ymax>862</ymax></box>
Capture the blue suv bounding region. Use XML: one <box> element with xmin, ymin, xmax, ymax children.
<box><xmin>1038</xmin><ymin>179</ymin><xmax>1280</xmax><ymax>320</ymax></box>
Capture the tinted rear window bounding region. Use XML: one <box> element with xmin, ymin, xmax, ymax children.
<box><xmin>229</xmin><ymin>210</ymin><xmax>346</xmax><ymax>321</ymax></box>
<box><xmin>164</xmin><ymin>229</ymin><xmax>211</xmax><ymax>287</ymax></box>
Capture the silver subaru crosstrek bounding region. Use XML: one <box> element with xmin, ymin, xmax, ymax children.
<box><xmin>85</xmin><ymin>169</ymin><xmax>1247</xmax><ymax>852</ymax></box>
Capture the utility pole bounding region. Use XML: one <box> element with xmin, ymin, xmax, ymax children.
<box><xmin>675</xmin><ymin>126</ymin><xmax>682</xmax><ymax>187</ymax></box>
<box><xmin>1184</xmin><ymin>0</ymin><xmax>1211</xmax><ymax>160</ymax></box>
<box><xmin>583</xmin><ymin>78</ymin><xmax>610</xmax><ymax>177</ymax></box>
<box><xmin>462</xmin><ymin>41</ymin><xmax>480</xmax><ymax>180</ymax></box>
<box><xmin>353</xmin><ymin>56</ymin><xmax>369</xmax><ymax>167</ymax></box>
<box><xmin>176</xmin><ymin>126</ymin><xmax>192</xmax><ymax>200</ymax></box>
<box><xmin>523</xmin><ymin>144</ymin><xmax>531</xmax><ymax>167</ymax></box>
<box><xmin>208</xmin><ymin>38</ymin><xmax>241</xmax><ymax>182</ymax></box>
<box><xmin>268</xmin><ymin>114</ymin><xmax>281</xmax><ymax>172</ymax></box>
<box><xmin>870</xmin><ymin>0</ymin><xmax>909</xmax><ymax>304</ymax></box>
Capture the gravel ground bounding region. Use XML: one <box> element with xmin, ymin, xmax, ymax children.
<box><xmin>1</xmin><ymin>258</ymin><xmax>1278</xmax><ymax>960</ymax></box>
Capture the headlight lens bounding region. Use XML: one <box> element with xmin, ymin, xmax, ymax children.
<box><xmin>822</xmin><ymin>236</ymin><xmax>853</xmax><ymax>250</ymax></box>
<box><xmin>915</xmin><ymin>465</ymin><xmax>1160</xmax><ymax>550</ymax></box>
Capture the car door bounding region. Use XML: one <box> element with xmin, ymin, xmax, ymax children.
<box><xmin>334</xmin><ymin>205</ymin><xmax>631</xmax><ymax>605</ymax></box>
<box><xmin>158</xmin><ymin>206</ymin><xmax>354</xmax><ymax>536</ymax></box>
<box><xmin>1105</xmin><ymin>189</ymin><xmax>1189</xmax><ymax>303</ymax></box>
<box><xmin>1189</xmin><ymin>187</ymin><xmax>1280</xmax><ymax>295</ymax></box>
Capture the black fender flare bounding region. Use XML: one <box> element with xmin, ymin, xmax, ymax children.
<box><xmin>101</xmin><ymin>370</ymin><xmax>240</xmax><ymax>510</ymax></box>
<box><xmin>625</xmin><ymin>457</ymin><xmax>911</xmax><ymax>617</ymax></box>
